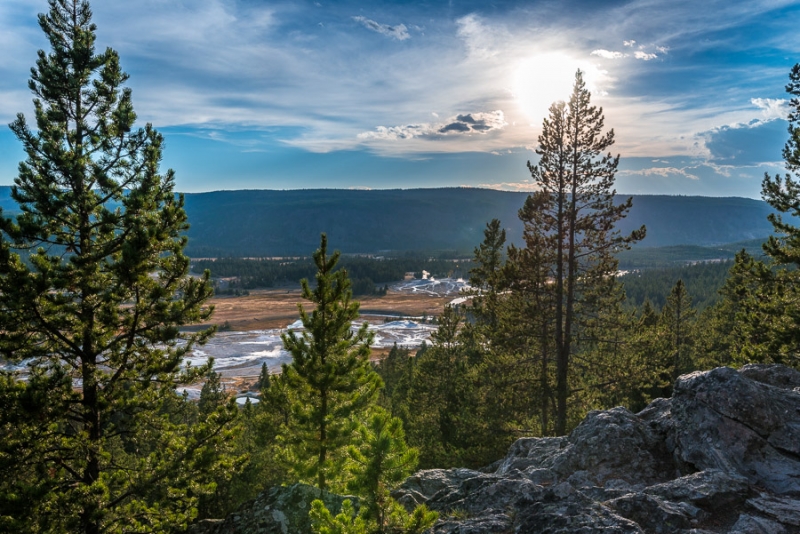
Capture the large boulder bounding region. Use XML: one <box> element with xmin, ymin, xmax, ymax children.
<box><xmin>194</xmin><ymin>365</ymin><xmax>800</xmax><ymax>533</ymax></box>
<box><xmin>392</xmin><ymin>365</ymin><xmax>800</xmax><ymax>533</ymax></box>
<box><xmin>671</xmin><ymin>366</ymin><xmax>800</xmax><ymax>495</ymax></box>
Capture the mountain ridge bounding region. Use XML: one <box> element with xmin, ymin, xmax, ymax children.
<box><xmin>179</xmin><ymin>188</ymin><xmax>780</xmax><ymax>256</ymax></box>
<box><xmin>0</xmin><ymin>186</ymin><xmax>782</xmax><ymax>256</ymax></box>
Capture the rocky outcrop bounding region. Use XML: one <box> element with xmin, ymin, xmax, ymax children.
<box><xmin>193</xmin><ymin>365</ymin><xmax>800</xmax><ymax>533</ymax></box>
<box><xmin>392</xmin><ymin>364</ymin><xmax>800</xmax><ymax>533</ymax></box>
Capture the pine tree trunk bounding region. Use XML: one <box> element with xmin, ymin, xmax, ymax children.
<box><xmin>319</xmin><ymin>390</ymin><xmax>328</xmax><ymax>491</ymax></box>
<box><xmin>539</xmin><ymin>320</ymin><xmax>550</xmax><ymax>436</ymax></box>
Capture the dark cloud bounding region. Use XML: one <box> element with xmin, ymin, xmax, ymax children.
<box><xmin>439</xmin><ymin>122</ymin><xmax>471</xmax><ymax>133</ymax></box>
<box><xmin>359</xmin><ymin>110</ymin><xmax>506</xmax><ymax>140</ymax></box>
<box><xmin>436</xmin><ymin>111</ymin><xmax>506</xmax><ymax>135</ymax></box>
<box><xmin>352</xmin><ymin>16</ymin><xmax>409</xmax><ymax>40</ymax></box>
<box><xmin>704</xmin><ymin>119</ymin><xmax>787</xmax><ymax>165</ymax></box>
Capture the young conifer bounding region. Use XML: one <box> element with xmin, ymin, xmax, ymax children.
<box><xmin>345</xmin><ymin>408</ymin><xmax>437</xmax><ymax>534</ymax></box>
<box><xmin>280</xmin><ymin>234</ymin><xmax>382</xmax><ymax>491</ymax></box>
<box><xmin>720</xmin><ymin>63</ymin><xmax>800</xmax><ymax>365</ymax></box>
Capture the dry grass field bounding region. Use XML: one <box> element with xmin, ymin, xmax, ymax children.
<box><xmin>198</xmin><ymin>288</ymin><xmax>454</xmax><ymax>332</ymax></box>
<box><xmin>188</xmin><ymin>289</ymin><xmax>453</xmax><ymax>389</ymax></box>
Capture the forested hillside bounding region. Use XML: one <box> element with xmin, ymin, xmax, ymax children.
<box><xmin>179</xmin><ymin>189</ymin><xmax>782</xmax><ymax>257</ymax></box>
<box><xmin>0</xmin><ymin>186</ymin><xmax>783</xmax><ymax>257</ymax></box>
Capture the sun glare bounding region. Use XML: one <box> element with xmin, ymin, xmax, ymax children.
<box><xmin>512</xmin><ymin>52</ymin><xmax>604</xmax><ymax>126</ymax></box>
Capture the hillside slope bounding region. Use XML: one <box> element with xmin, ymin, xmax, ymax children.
<box><xmin>180</xmin><ymin>189</ymin><xmax>779</xmax><ymax>256</ymax></box>
<box><xmin>0</xmin><ymin>187</ymin><xmax>782</xmax><ymax>256</ymax></box>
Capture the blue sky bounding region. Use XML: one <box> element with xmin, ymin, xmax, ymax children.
<box><xmin>1</xmin><ymin>0</ymin><xmax>799</xmax><ymax>197</ymax></box>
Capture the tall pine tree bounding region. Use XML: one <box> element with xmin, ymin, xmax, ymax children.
<box><xmin>0</xmin><ymin>2</ymin><xmax>237</xmax><ymax>532</ymax></box>
<box><xmin>521</xmin><ymin>71</ymin><xmax>645</xmax><ymax>435</ymax></box>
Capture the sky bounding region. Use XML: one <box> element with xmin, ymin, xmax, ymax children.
<box><xmin>1</xmin><ymin>0</ymin><xmax>799</xmax><ymax>197</ymax></box>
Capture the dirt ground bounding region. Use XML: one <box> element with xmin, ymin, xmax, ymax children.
<box><xmin>197</xmin><ymin>288</ymin><xmax>454</xmax><ymax>332</ymax></box>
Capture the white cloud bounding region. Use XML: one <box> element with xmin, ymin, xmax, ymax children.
<box><xmin>456</xmin><ymin>13</ymin><xmax>501</xmax><ymax>59</ymax></box>
<box><xmin>634</xmin><ymin>50</ymin><xmax>658</xmax><ymax>61</ymax></box>
<box><xmin>358</xmin><ymin>124</ymin><xmax>432</xmax><ymax>141</ymax></box>
<box><xmin>352</xmin><ymin>16</ymin><xmax>410</xmax><ymax>41</ymax></box>
<box><xmin>591</xmin><ymin>49</ymin><xmax>627</xmax><ymax>59</ymax></box>
<box><xmin>751</xmin><ymin>98</ymin><xmax>790</xmax><ymax>120</ymax></box>
<box><xmin>2</xmin><ymin>0</ymin><xmax>795</xmax><ymax>167</ymax></box>
<box><xmin>358</xmin><ymin>110</ymin><xmax>507</xmax><ymax>141</ymax></box>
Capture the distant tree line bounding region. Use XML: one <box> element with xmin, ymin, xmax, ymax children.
<box><xmin>197</xmin><ymin>250</ymin><xmax>741</xmax><ymax>304</ymax></box>
<box><xmin>620</xmin><ymin>261</ymin><xmax>733</xmax><ymax>310</ymax></box>
<box><xmin>192</xmin><ymin>256</ymin><xmax>473</xmax><ymax>295</ymax></box>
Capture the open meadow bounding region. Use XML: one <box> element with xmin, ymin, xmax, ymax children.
<box><xmin>198</xmin><ymin>286</ymin><xmax>456</xmax><ymax>332</ymax></box>
<box><xmin>182</xmin><ymin>279</ymin><xmax>467</xmax><ymax>396</ymax></box>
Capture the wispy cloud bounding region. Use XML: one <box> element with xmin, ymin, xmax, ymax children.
<box><xmin>619</xmin><ymin>166</ymin><xmax>700</xmax><ymax>180</ymax></box>
<box><xmin>591</xmin><ymin>41</ymin><xmax>666</xmax><ymax>62</ymax></box>
<box><xmin>476</xmin><ymin>181</ymin><xmax>537</xmax><ymax>191</ymax></box>
<box><xmin>0</xmin><ymin>0</ymin><xmax>796</xmax><ymax>195</ymax></box>
<box><xmin>591</xmin><ymin>49</ymin><xmax>627</xmax><ymax>59</ymax></box>
<box><xmin>352</xmin><ymin>16</ymin><xmax>410</xmax><ymax>41</ymax></box>
<box><xmin>456</xmin><ymin>13</ymin><xmax>503</xmax><ymax>59</ymax></box>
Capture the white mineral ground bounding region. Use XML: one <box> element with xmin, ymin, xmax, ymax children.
<box><xmin>180</xmin><ymin>277</ymin><xmax>470</xmax><ymax>400</ymax></box>
<box><xmin>1</xmin><ymin>278</ymin><xmax>471</xmax><ymax>404</ymax></box>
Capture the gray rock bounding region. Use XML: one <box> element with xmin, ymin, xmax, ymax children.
<box><xmin>730</xmin><ymin>513</ymin><xmax>787</xmax><ymax>534</ymax></box>
<box><xmin>644</xmin><ymin>469</ymin><xmax>750</xmax><ymax>508</ymax></box>
<box><xmin>739</xmin><ymin>363</ymin><xmax>800</xmax><ymax>390</ymax></box>
<box><xmin>637</xmin><ymin>397</ymin><xmax>678</xmax><ymax>453</ymax></box>
<box><xmin>494</xmin><ymin>436</ymin><xmax>565</xmax><ymax>476</ymax></box>
<box><xmin>431</xmin><ymin>512</ymin><xmax>512</xmax><ymax>533</ymax></box>
<box><xmin>194</xmin><ymin>365</ymin><xmax>800</xmax><ymax>534</ymax></box>
<box><xmin>408</xmin><ymin>366</ymin><xmax>800</xmax><ymax>533</ymax></box>
<box><xmin>606</xmin><ymin>493</ymin><xmax>692</xmax><ymax>533</ymax></box>
<box><xmin>394</xmin><ymin>469</ymin><xmax>541</xmax><ymax>517</ymax></box>
<box><xmin>746</xmin><ymin>494</ymin><xmax>800</xmax><ymax>526</ymax></box>
<box><xmin>396</xmin><ymin>468</ymin><xmax>483</xmax><ymax>504</ymax></box>
<box><xmin>524</xmin><ymin>467</ymin><xmax>557</xmax><ymax>485</ymax></box>
<box><xmin>549</xmin><ymin>406</ymin><xmax>674</xmax><ymax>486</ymax></box>
<box><xmin>498</xmin><ymin>407</ymin><xmax>674</xmax><ymax>488</ymax></box>
<box><xmin>671</xmin><ymin>367</ymin><xmax>800</xmax><ymax>494</ymax></box>
<box><xmin>514</xmin><ymin>490</ymin><xmax>644</xmax><ymax>533</ymax></box>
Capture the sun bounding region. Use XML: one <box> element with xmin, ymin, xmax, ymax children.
<box><xmin>512</xmin><ymin>52</ymin><xmax>604</xmax><ymax>126</ymax></box>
